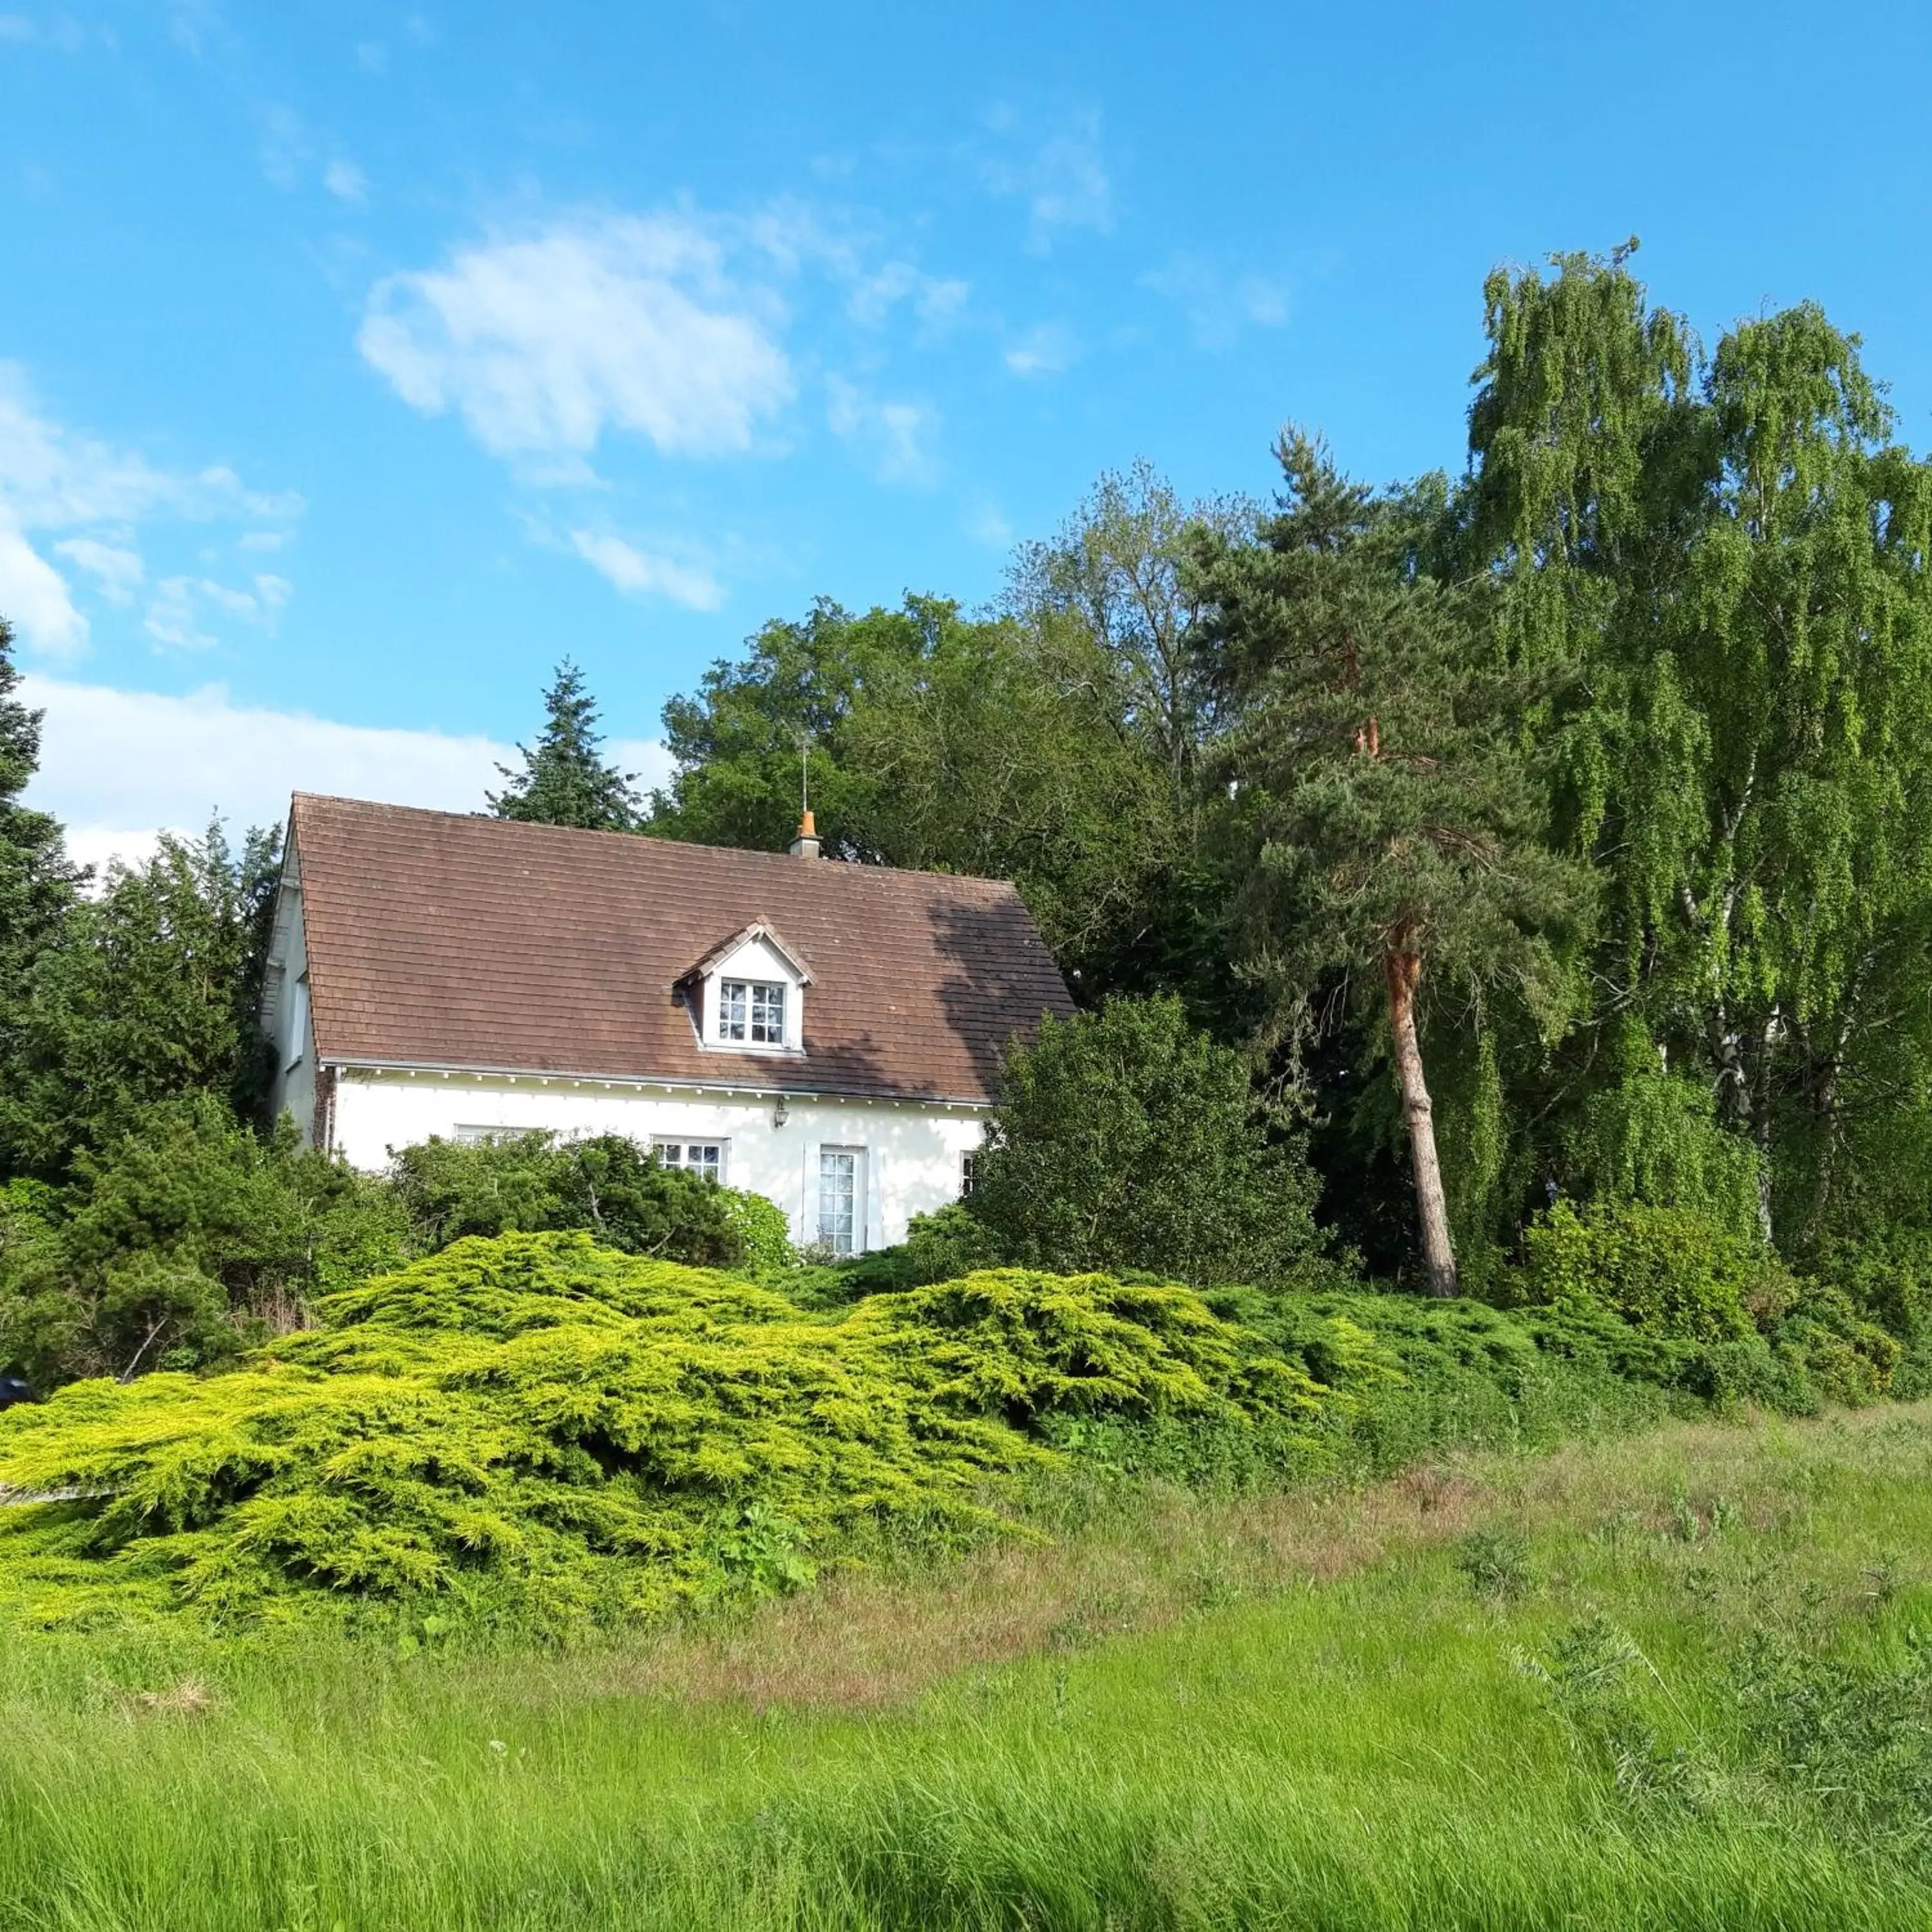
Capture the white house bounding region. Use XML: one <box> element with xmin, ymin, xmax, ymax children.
<box><xmin>260</xmin><ymin>795</ymin><xmax>1075</xmax><ymax>1253</ymax></box>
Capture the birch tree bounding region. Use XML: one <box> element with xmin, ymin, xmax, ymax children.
<box><xmin>1468</xmin><ymin>249</ymin><xmax>1932</xmax><ymax>1247</ymax></box>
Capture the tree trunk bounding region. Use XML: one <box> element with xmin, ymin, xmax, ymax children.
<box><xmin>1385</xmin><ymin>946</ymin><xmax>1459</xmax><ymax>1297</ymax></box>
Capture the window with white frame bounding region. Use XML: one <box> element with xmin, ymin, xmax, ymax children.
<box><xmin>960</xmin><ymin>1150</ymin><xmax>977</xmax><ymax>1197</ymax></box>
<box><xmin>453</xmin><ymin>1124</ymin><xmax>553</xmax><ymax>1147</ymax></box>
<box><xmin>285</xmin><ymin>974</ymin><xmax>310</xmax><ymax>1067</ymax></box>
<box><xmin>818</xmin><ymin>1147</ymin><xmax>861</xmax><ymax>1256</ymax></box>
<box><xmin>655</xmin><ymin>1139</ymin><xmax>726</xmax><ymax>1183</ymax></box>
<box><xmin>717</xmin><ymin>978</ymin><xmax>786</xmax><ymax>1045</ymax></box>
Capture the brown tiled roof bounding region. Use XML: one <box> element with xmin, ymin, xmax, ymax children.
<box><xmin>290</xmin><ymin>795</ymin><xmax>1075</xmax><ymax>1104</ymax></box>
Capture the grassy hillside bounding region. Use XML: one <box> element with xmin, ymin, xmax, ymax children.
<box><xmin>3</xmin><ymin>1401</ymin><xmax>1929</xmax><ymax>1929</ymax></box>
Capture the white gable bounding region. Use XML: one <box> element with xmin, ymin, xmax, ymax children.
<box><xmin>692</xmin><ymin>931</ymin><xmax>807</xmax><ymax>1054</ymax></box>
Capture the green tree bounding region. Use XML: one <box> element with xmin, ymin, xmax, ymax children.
<box><xmin>1007</xmin><ymin>460</ymin><xmax>1252</xmax><ymax>824</ymax></box>
<box><xmin>649</xmin><ymin>594</ymin><xmax>1177</xmax><ymax>991</ymax></box>
<box><xmin>0</xmin><ymin>618</ymin><xmax>87</xmax><ymax>1177</ymax></box>
<box><xmin>0</xmin><ymin>821</ymin><xmax>280</xmax><ymax>1174</ymax></box>
<box><xmin>966</xmin><ymin>994</ymin><xmax>1334</xmax><ymax>1289</ymax></box>
<box><xmin>489</xmin><ymin>660</ymin><xmax>643</xmax><ymax>831</ymax></box>
<box><xmin>1467</xmin><ymin>247</ymin><xmax>1932</xmax><ymax>1250</ymax></box>
<box><xmin>1189</xmin><ymin>434</ymin><xmax>1590</xmax><ymax>1294</ymax></box>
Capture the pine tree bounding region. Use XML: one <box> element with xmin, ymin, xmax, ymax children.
<box><xmin>1190</xmin><ymin>435</ymin><xmax>1590</xmax><ymax>1294</ymax></box>
<box><xmin>488</xmin><ymin>661</ymin><xmax>642</xmax><ymax>832</ymax></box>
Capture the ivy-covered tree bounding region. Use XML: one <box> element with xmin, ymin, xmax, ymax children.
<box><xmin>489</xmin><ymin>661</ymin><xmax>642</xmax><ymax>831</ymax></box>
<box><xmin>1190</xmin><ymin>435</ymin><xmax>1591</xmax><ymax>1295</ymax></box>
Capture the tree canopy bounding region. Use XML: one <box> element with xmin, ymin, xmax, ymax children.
<box><xmin>8</xmin><ymin>240</ymin><xmax>1932</xmax><ymax>1357</ymax></box>
<box><xmin>489</xmin><ymin>659</ymin><xmax>643</xmax><ymax>832</ymax></box>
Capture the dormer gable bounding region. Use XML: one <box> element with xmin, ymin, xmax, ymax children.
<box><xmin>679</xmin><ymin>921</ymin><xmax>811</xmax><ymax>1055</ymax></box>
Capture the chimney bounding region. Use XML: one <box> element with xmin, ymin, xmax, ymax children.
<box><xmin>789</xmin><ymin>808</ymin><xmax>822</xmax><ymax>859</ymax></box>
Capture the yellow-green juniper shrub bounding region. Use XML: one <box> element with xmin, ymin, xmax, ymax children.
<box><xmin>0</xmin><ymin>1231</ymin><xmax>1330</xmax><ymax>1636</ymax></box>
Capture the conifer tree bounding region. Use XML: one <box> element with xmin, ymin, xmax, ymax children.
<box><xmin>488</xmin><ymin>661</ymin><xmax>642</xmax><ymax>832</ymax></box>
<box><xmin>1190</xmin><ymin>437</ymin><xmax>1589</xmax><ymax>1294</ymax></box>
<box><xmin>0</xmin><ymin>617</ymin><xmax>86</xmax><ymax>1178</ymax></box>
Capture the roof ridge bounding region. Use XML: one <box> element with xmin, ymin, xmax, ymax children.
<box><xmin>289</xmin><ymin>792</ymin><xmax>1019</xmax><ymax>894</ymax></box>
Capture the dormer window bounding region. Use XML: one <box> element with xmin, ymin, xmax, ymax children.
<box><xmin>682</xmin><ymin>920</ymin><xmax>813</xmax><ymax>1057</ymax></box>
<box><xmin>719</xmin><ymin>979</ymin><xmax>786</xmax><ymax>1046</ymax></box>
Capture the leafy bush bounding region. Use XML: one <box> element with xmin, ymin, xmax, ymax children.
<box><xmin>719</xmin><ymin>1185</ymin><xmax>796</xmax><ymax>1276</ymax></box>
<box><xmin>1769</xmin><ymin>1285</ymin><xmax>1902</xmax><ymax>1406</ymax></box>
<box><xmin>386</xmin><ymin>1132</ymin><xmax>754</xmax><ymax>1268</ymax></box>
<box><xmin>0</xmin><ymin>1095</ymin><xmax>407</xmax><ymax>1387</ymax></box>
<box><xmin>1516</xmin><ymin>1200</ymin><xmax>1762</xmax><ymax>1342</ymax></box>
<box><xmin>787</xmin><ymin>1205</ymin><xmax>1005</xmax><ymax>1305</ymax></box>
<box><xmin>1564</xmin><ymin>1027</ymin><xmax>1766</xmax><ymax>1244</ymax></box>
<box><xmin>0</xmin><ymin>1233</ymin><xmax>1331</xmax><ymax>1634</ymax></box>
<box><xmin>967</xmin><ymin>995</ymin><xmax>1338</xmax><ymax>1290</ymax></box>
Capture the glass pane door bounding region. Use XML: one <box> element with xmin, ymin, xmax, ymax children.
<box><xmin>818</xmin><ymin>1149</ymin><xmax>857</xmax><ymax>1256</ymax></box>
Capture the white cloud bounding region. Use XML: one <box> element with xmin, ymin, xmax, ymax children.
<box><xmin>1141</xmin><ymin>256</ymin><xmax>1293</xmax><ymax>348</ymax></box>
<box><xmin>358</xmin><ymin>213</ymin><xmax>796</xmax><ymax>466</ymax></box>
<box><xmin>967</xmin><ymin>503</ymin><xmax>1014</xmax><ymax>548</ymax></box>
<box><xmin>826</xmin><ymin>376</ymin><xmax>938</xmax><ymax>486</ymax></box>
<box><xmin>18</xmin><ymin>675</ymin><xmax>673</xmax><ymax>874</ymax></box>
<box><xmin>847</xmin><ymin>260</ymin><xmax>969</xmax><ymax>330</ymax></box>
<box><xmin>355</xmin><ymin>39</ymin><xmax>387</xmax><ymax>71</ymax></box>
<box><xmin>0</xmin><ymin>11</ymin><xmax>88</xmax><ymax>50</ymax></box>
<box><xmin>0</xmin><ymin>363</ymin><xmax>299</xmax><ymax>656</ymax></box>
<box><xmin>1003</xmin><ymin>322</ymin><xmax>1076</xmax><ymax>377</ymax></box>
<box><xmin>53</xmin><ymin>535</ymin><xmax>143</xmax><ymax>603</ymax></box>
<box><xmin>981</xmin><ymin>109</ymin><xmax>1112</xmax><ymax>251</ymax></box>
<box><xmin>0</xmin><ymin>522</ymin><xmax>87</xmax><ymax>655</ymax></box>
<box><xmin>323</xmin><ymin>158</ymin><xmax>368</xmax><ymax>204</ymax></box>
<box><xmin>568</xmin><ymin>531</ymin><xmax>723</xmax><ymax>611</ymax></box>
<box><xmin>258</xmin><ymin>102</ymin><xmax>307</xmax><ymax>191</ymax></box>
<box><xmin>144</xmin><ymin>572</ymin><xmax>292</xmax><ymax>649</ymax></box>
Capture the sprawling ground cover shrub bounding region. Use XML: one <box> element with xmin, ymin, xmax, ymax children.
<box><xmin>0</xmin><ymin>1233</ymin><xmax>1328</xmax><ymax>1635</ymax></box>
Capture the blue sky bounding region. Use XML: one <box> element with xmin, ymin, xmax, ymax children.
<box><xmin>6</xmin><ymin>1</ymin><xmax>1932</xmax><ymax>864</ymax></box>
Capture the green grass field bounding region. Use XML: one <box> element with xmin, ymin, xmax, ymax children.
<box><xmin>4</xmin><ymin>1402</ymin><xmax>1930</xmax><ymax>1930</ymax></box>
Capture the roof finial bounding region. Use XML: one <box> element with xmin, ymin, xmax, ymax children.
<box><xmin>790</xmin><ymin>732</ymin><xmax>821</xmax><ymax>858</ymax></box>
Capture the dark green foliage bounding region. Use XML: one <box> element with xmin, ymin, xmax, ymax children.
<box><xmin>0</xmin><ymin>1234</ymin><xmax>1331</xmax><ymax>1632</ymax></box>
<box><xmin>0</xmin><ymin>621</ymin><xmax>86</xmax><ymax>1149</ymax></box>
<box><xmin>647</xmin><ymin>592</ymin><xmax>1191</xmax><ymax>996</ymax></box>
<box><xmin>386</xmin><ymin>1132</ymin><xmax>757</xmax><ymax>1269</ymax></box>
<box><xmin>488</xmin><ymin>661</ymin><xmax>643</xmax><ymax>831</ymax></box>
<box><xmin>0</xmin><ymin>1095</ymin><xmax>406</xmax><ymax>1387</ymax></box>
<box><xmin>0</xmin><ymin>822</ymin><xmax>281</xmax><ymax>1177</ymax></box>
<box><xmin>967</xmin><ymin>995</ymin><xmax>1334</xmax><ymax>1289</ymax></box>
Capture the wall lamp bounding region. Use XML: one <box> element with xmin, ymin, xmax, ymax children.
<box><xmin>773</xmin><ymin>1095</ymin><xmax>790</xmax><ymax>1128</ymax></box>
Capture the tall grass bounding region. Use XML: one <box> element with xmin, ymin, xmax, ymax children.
<box><xmin>3</xmin><ymin>1404</ymin><xmax>1929</xmax><ymax>1929</ymax></box>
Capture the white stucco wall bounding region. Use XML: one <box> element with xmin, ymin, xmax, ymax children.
<box><xmin>261</xmin><ymin>855</ymin><xmax>316</xmax><ymax>1141</ymax></box>
<box><xmin>323</xmin><ymin>1070</ymin><xmax>983</xmax><ymax>1251</ymax></box>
